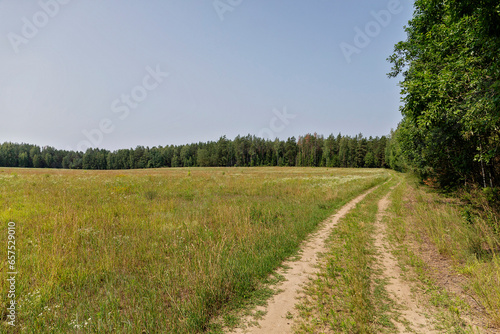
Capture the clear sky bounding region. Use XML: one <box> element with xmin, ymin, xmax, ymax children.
<box><xmin>0</xmin><ymin>0</ymin><xmax>414</xmax><ymax>151</ymax></box>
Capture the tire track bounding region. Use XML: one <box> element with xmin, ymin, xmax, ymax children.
<box><xmin>230</xmin><ymin>186</ymin><xmax>379</xmax><ymax>334</ymax></box>
<box><xmin>373</xmin><ymin>191</ymin><xmax>438</xmax><ymax>333</ymax></box>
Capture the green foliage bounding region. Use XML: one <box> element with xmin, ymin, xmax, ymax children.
<box><xmin>389</xmin><ymin>0</ymin><xmax>500</xmax><ymax>187</ymax></box>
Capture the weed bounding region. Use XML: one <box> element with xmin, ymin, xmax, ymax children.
<box><xmin>144</xmin><ymin>190</ymin><xmax>157</xmax><ymax>201</ymax></box>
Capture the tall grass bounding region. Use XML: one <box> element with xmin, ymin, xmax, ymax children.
<box><xmin>387</xmin><ymin>177</ymin><xmax>500</xmax><ymax>327</ymax></box>
<box><xmin>0</xmin><ymin>167</ymin><xmax>389</xmax><ymax>333</ymax></box>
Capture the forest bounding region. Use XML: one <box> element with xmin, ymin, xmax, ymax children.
<box><xmin>0</xmin><ymin>133</ymin><xmax>388</xmax><ymax>170</ymax></box>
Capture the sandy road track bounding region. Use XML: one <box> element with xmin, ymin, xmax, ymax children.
<box><xmin>231</xmin><ymin>186</ymin><xmax>378</xmax><ymax>334</ymax></box>
<box><xmin>373</xmin><ymin>192</ymin><xmax>438</xmax><ymax>333</ymax></box>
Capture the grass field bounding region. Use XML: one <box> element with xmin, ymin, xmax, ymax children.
<box><xmin>0</xmin><ymin>167</ymin><xmax>389</xmax><ymax>333</ymax></box>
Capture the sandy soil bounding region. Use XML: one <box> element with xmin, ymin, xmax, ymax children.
<box><xmin>373</xmin><ymin>193</ymin><xmax>438</xmax><ymax>333</ymax></box>
<box><xmin>229</xmin><ymin>187</ymin><xmax>378</xmax><ymax>334</ymax></box>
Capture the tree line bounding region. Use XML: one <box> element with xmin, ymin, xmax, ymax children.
<box><xmin>0</xmin><ymin>133</ymin><xmax>388</xmax><ymax>170</ymax></box>
<box><xmin>386</xmin><ymin>0</ymin><xmax>500</xmax><ymax>189</ymax></box>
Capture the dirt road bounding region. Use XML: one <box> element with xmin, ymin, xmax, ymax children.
<box><xmin>373</xmin><ymin>192</ymin><xmax>437</xmax><ymax>333</ymax></box>
<box><xmin>229</xmin><ymin>183</ymin><xmax>495</xmax><ymax>333</ymax></box>
<box><xmin>230</xmin><ymin>186</ymin><xmax>378</xmax><ymax>334</ymax></box>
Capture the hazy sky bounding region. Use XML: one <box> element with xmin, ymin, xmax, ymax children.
<box><xmin>0</xmin><ymin>0</ymin><xmax>414</xmax><ymax>151</ymax></box>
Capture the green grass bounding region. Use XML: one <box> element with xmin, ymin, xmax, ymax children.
<box><xmin>294</xmin><ymin>177</ymin><xmax>398</xmax><ymax>334</ymax></box>
<box><xmin>385</xmin><ymin>176</ymin><xmax>500</xmax><ymax>332</ymax></box>
<box><xmin>0</xmin><ymin>167</ymin><xmax>389</xmax><ymax>333</ymax></box>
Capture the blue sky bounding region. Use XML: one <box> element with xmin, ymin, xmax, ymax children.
<box><xmin>0</xmin><ymin>0</ymin><xmax>414</xmax><ymax>151</ymax></box>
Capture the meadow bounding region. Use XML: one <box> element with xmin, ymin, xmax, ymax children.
<box><xmin>0</xmin><ymin>167</ymin><xmax>389</xmax><ymax>333</ymax></box>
